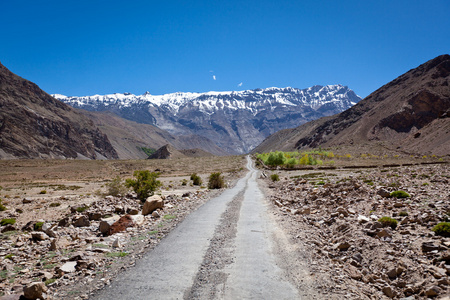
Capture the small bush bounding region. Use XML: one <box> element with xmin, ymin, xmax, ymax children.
<box><xmin>181</xmin><ymin>179</ymin><xmax>188</xmax><ymax>186</ymax></box>
<box><xmin>0</xmin><ymin>219</ymin><xmax>16</xmax><ymax>226</ymax></box>
<box><xmin>286</xmin><ymin>158</ymin><xmax>297</xmax><ymax>168</ymax></box>
<box><xmin>45</xmin><ymin>278</ymin><xmax>56</xmax><ymax>285</ymax></box>
<box><xmin>390</xmin><ymin>190</ymin><xmax>410</xmax><ymax>198</ymax></box>
<box><xmin>0</xmin><ymin>200</ymin><xmax>6</xmax><ymax>212</ymax></box>
<box><xmin>106</xmin><ymin>251</ymin><xmax>129</xmax><ymax>258</ymax></box>
<box><xmin>378</xmin><ymin>217</ymin><xmax>398</xmax><ymax>229</ymax></box>
<box><xmin>4</xmin><ymin>254</ymin><xmax>13</xmax><ymax>260</ymax></box>
<box><xmin>39</xmin><ymin>190</ymin><xmax>47</xmax><ymax>194</ymax></box>
<box><xmin>432</xmin><ymin>222</ymin><xmax>450</xmax><ymax>237</ymax></box>
<box><xmin>399</xmin><ymin>211</ymin><xmax>409</xmax><ymax>217</ymax></box>
<box><xmin>125</xmin><ymin>170</ymin><xmax>161</xmax><ymax>201</ymax></box>
<box><xmin>34</xmin><ymin>222</ymin><xmax>44</xmax><ymax>231</ymax></box>
<box><xmin>49</xmin><ymin>202</ymin><xmax>61</xmax><ymax>207</ymax></box>
<box><xmin>106</xmin><ymin>176</ymin><xmax>128</xmax><ymax>197</ymax></box>
<box><xmin>208</xmin><ymin>172</ymin><xmax>225</xmax><ymax>189</ymax></box>
<box><xmin>270</xmin><ymin>174</ymin><xmax>280</xmax><ymax>182</ymax></box>
<box><xmin>190</xmin><ymin>173</ymin><xmax>202</xmax><ymax>186</ymax></box>
<box><xmin>76</xmin><ymin>206</ymin><xmax>89</xmax><ymax>213</ymax></box>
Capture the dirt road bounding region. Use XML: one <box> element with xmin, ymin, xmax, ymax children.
<box><xmin>92</xmin><ymin>156</ymin><xmax>303</xmax><ymax>299</ymax></box>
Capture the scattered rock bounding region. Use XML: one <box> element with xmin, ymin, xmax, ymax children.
<box><xmin>23</xmin><ymin>282</ymin><xmax>48</xmax><ymax>300</ymax></box>
<box><xmin>31</xmin><ymin>231</ymin><xmax>49</xmax><ymax>241</ymax></box>
<box><xmin>108</xmin><ymin>215</ymin><xmax>134</xmax><ymax>235</ymax></box>
<box><xmin>73</xmin><ymin>215</ymin><xmax>90</xmax><ymax>227</ymax></box>
<box><xmin>142</xmin><ymin>195</ymin><xmax>164</xmax><ymax>215</ymax></box>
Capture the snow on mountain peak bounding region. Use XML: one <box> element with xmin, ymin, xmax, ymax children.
<box><xmin>53</xmin><ymin>85</ymin><xmax>360</xmax><ymax>115</ymax></box>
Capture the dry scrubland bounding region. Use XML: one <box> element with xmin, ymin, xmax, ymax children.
<box><xmin>262</xmin><ymin>152</ymin><xmax>450</xmax><ymax>299</ymax></box>
<box><xmin>0</xmin><ymin>156</ymin><xmax>246</xmax><ymax>299</ymax></box>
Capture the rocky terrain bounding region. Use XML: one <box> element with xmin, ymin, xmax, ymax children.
<box><xmin>0</xmin><ymin>62</ymin><xmax>117</xmax><ymax>160</ymax></box>
<box><xmin>0</xmin><ymin>170</ymin><xmax>245</xmax><ymax>299</ymax></box>
<box><xmin>263</xmin><ymin>162</ymin><xmax>450</xmax><ymax>299</ymax></box>
<box><xmin>54</xmin><ymin>85</ymin><xmax>361</xmax><ymax>154</ymax></box>
<box><xmin>254</xmin><ymin>54</ymin><xmax>450</xmax><ymax>157</ymax></box>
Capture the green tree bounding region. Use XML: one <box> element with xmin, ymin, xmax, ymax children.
<box><xmin>125</xmin><ymin>170</ymin><xmax>161</xmax><ymax>201</ymax></box>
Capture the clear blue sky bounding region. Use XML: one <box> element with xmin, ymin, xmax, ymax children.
<box><xmin>1</xmin><ymin>0</ymin><xmax>449</xmax><ymax>98</ymax></box>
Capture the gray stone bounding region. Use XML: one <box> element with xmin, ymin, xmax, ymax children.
<box><xmin>57</xmin><ymin>261</ymin><xmax>77</xmax><ymax>275</ymax></box>
<box><xmin>129</xmin><ymin>214</ymin><xmax>144</xmax><ymax>225</ymax></box>
<box><xmin>422</xmin><ymin>241</ymin><xmax>440</xmax><ymax>253</ymax></box>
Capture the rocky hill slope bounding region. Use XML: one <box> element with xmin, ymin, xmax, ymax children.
<box><xmin>80</xmin><ymin>110</ymin><xmax>227</xmax><ymax>159</ymax></box>
<box><xmin>0</xmin><ymin>62</ymin><xmax>118</xmax><ymax>159</ymax></box>
<box><xmin>54</xmin><ymin>85</ymin><xmax>361</xmax><ymax>154</ymax></box>
<box><xmin>253</xmin><ymin>54</ymin><xmax>450</xmax><ymax>156</ymax></box>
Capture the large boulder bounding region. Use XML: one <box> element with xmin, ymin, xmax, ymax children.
<box><xmin>142</xmin><ymin>195</ymin><xmax>164</xmax><ymax>216</ymax></box>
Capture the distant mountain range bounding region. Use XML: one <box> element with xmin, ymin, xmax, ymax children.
<box><xmin>54</xmin><ymin>85</ymin><xmax>361</xmax><ymax>154</ymax></box>
<box><xmin>253</xmin><ymin>54</ymin><xmax>450</xmax><ymax>156</ymax></box>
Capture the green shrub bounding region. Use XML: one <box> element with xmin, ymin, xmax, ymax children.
<box><xmin>105</xmin><ymin>251</ymin><xmax>128</xmax><ymax>258</ymax></box>
<box><xmin>181</xmin><ymin>179</ymin><xmax>188</xmax><ymax>186</ymax></box>
<box><xmin>34</xmin><ymin>222</ymin><xmax>44</xmax><ymax>231</ymax></box>
<box><xmin>270</xmin><ymin>174</ymin><xmax>280</xmax><ymax>182</ymax></box>
<box><xmin>140</xmin><ymin>147</ymin><xmax>156</xmax><ymax>157</ymax></box>
<box><xmin>266</xmin><ymin>152</ymin><xmax>286</xmax><ymax>166</ymax></box>
<box><xmin>286</xmin><ymin>158</ymin><xmax>297</xmax><ymax>168</ymax></box>
<box><xmin>45</xmin><ymin>278</ymin><xmax>56</xmax><ymax>285</ymax></box>
<box><xmin>76</xmin><ymin>206</ymin><xmax>89</xmax><ymax>213</ymax></box>
<box><xmin>399</xmin><ymin>211</ymin><xmax>409</xmax><ymax>217</ymax></box>
<box><xmin>432</xmin><ymin>222</ymin><xmax>450</xmax><ymax>237</ymax></box>
<box><xmin>208</xmin><ymin>172</ymin><xmax>225</xmax><ymax>189</ymax></box>
<box><xmin>49</xmin><ymin>202</ymin><xmax>61</xmax><ymax>207</ymax></box>
<box><xmin>378</xmin><ymin>217</ymin><xmax>398</xmax><ymax>229</ymax></box>
<box><xmin>106</xmin><ymin>176</ymin><xmax>128</xmax><ymax>197</ymax></box>
<box><xmin>0</xmin><ymin>200</ymin><xmax>6</xmax><ymax>212</ymax></box>
<box><xmin>390</xmin><ymin>190</ymin><xmax>410</xmax><ymax>198</ymax></box>
<box><xmin>125</xmin><ymin>170</ymin><xmax>161</xmax><ymax>201</ymax></box>
<box><xmin>190</xmin><ymin>173</ymin><xmax>202</xmax><ymax>186</ymax></box>
<box><xmin>0</xmin><ymin>219</ymin><xmax>16</xmax><ymax>226</ymax></box>
<box><xmin>39</xmin><ymin>190</ymin><xmax>47</xmax><ymax>194</ymax></box>
<box><xmin>4</xmin><ymin>254</ymin><xmax>13</xmax><ymax>260</ymax></box>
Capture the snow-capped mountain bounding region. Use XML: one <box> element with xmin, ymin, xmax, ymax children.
<box><xmin>54</xmin><ymin>85</ymin><xmax>361</xmax><ymax>154</ymax></box>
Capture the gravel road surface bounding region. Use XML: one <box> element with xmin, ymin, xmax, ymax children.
<box><xmin>92</xmin><ymin>156</ymin><xmax>301</xmax><ymax>300</ymax></box>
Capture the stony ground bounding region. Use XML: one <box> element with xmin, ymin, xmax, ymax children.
<box><xmin>263</xmin><ymin>162</ymin><xmax>450</xmax><ymax>299</ymax></box>
<box><xmin>0</xmin><ymin>157</ymin><xmax>246</xmax><ymax>299</ymax></box>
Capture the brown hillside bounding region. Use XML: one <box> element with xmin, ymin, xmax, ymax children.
<box><xmin>0</xmin><ymin>62</ymin><xmax>118</xmax><ymax>159</ymax></box>
<box><xmin>80</xmin><ymin>110</ymin><xmax>228</xmax><ymax>159</ymax></box>
<box><xmin>253</xmin><ymin>54</ymin><xmax>450</xmax><ymax>156</ymax></box>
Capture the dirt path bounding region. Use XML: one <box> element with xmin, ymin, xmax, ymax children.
<box><xmin>91</xmin><ymin>157</ymin><xmax>316</xmax><ymax>299</ymax></box>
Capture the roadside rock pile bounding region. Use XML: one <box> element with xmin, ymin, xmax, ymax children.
<box><xmin>267</xmin><ymin>164</ymin><xmax>450</xmax><ymax>299</ymax></box>
<box><xmin>0</xmin><ymin>191</ymin><xmax>212</xmax><ymax>299</ymax></box>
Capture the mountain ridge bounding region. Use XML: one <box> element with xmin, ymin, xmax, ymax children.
<box><xmin>0</xmin><ymin>62</ymin><xmax>118</xmax><ymax>159</ymax></box>
<box><xmin>253</xmin><ymin>54</ymin><xmax>450</xmax><ymax>156</ymax></box>
<box><xmin>54</xmin><ymin>85</ymin><xmax>361</xmax><ymax>154</ymax></box>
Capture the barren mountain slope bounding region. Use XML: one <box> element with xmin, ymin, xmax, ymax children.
<box><xmin>0</xmin><ymin>62</ymin><xmax>118</xmax><ymax>159</ymax></box>
<box><xmin>80</xmin><ymin>110</ymin><xmax>227</xmax><ymax>159</ymax></box>
<box><xmin>253</xmin><ymin>54</ymin><xmax>450</xmax><ymax>155</ymax></box>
